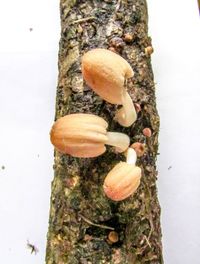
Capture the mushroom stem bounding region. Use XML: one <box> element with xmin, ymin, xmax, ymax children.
<box><xmin>126</xmin><ymin>148</ymin><xmax>137</xmax><ymax>165</ymax></box>
<box><xmin>115</xmin><ymin>91</ymin><xmax>137</xmax><ymax>127</ymax></box>
<box><xmin>106</xmin><ymin>132</ymin><xmax>130</xmax><ymax>153</ymax></box>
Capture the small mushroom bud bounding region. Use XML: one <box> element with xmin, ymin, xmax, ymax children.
<box><xmin>82</xmin><ymin>48</ymin><xmax>137</xmax><ymax>127</ymax></box>
<box><xmin>108</xmin><ymin>231</ymin><xmax>119</xmax><ymax>244</ymax></box>
<box><xmin>145</xmin><ymin>46</ymin><xmax>154</xmax><ymax>56</ymax></box>
<box><xmin>130</xmin><ymin>142</ymin><xmax>145</xmax><ymax>157</ymax></box>
<box><xmin>124</xmin><ymin>33</ymin><xmax>134</xmax><ymax>43</ymax></box>
<box><xmin>142</xmin><ymin>127</ymin><xmax>152</xmax><ymax>137</ymax></box>
<box><xmin>50</xmin><ymin>113</ymin><xmax>130</xmax><ymax>158</ymax></box>
<box><xmin>103</xmin><ymin>148</ymin><xmax>141</xmax><ymax>201</ymax></box>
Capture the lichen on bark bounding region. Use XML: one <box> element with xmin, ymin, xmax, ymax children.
<box><xmin>46</xmin><ymin>0</ymin><xmax>163</xmax><ymax>263</ymax></box>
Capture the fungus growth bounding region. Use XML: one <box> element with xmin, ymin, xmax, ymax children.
<box><xmin>50</xmin><ymin>113</ymin><xmax>130</xmax><ymax>158</ymax></box>
<box><xmin>103</xmin><ymin>148</ymin><xmax>141</xmax><ymax>201</ymax></box>
<box><xmin>130</xmin><ymin>142</ymin><xmax>146</xmax><ymax>157</ymax></box>
<box><xmin>82</xmin><ymin>48</ymin><xmax>137</xmax><ymax>127</ymax></box>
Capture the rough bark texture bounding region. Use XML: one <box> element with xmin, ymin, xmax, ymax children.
<box><xmin>46</xmin><ymin>0</ymin><xmax>163</xmax><ymax>263</ymax></box>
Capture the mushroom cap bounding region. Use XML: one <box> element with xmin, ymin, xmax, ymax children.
<box><xmin>103</xmin><ymin>162</ymin><xmax>141</xmax><ymax>201</ymax></box>
<box><xmin>50</xmin><ymin>113</ymin><xmax>108</xmax><ymax>158</ymax></box>
<box><xmin>82</xmin><ymin>48</ymin><xmax>134</xmax><ymax>104</ymax></box>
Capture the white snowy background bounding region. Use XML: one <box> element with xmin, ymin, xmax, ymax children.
<box><xmin>0</xmin><ymin>1</ymin><xmax>199</xmax><ymax>263</ymax></box>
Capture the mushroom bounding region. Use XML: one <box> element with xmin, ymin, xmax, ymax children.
<box><xmin>103</xmin><ymin>148</ymin><xmax>141</xmax><ymax>201</ymax></box>
<box><xmin>130</xmin><ymin>142</ymin><xmax>146</xmax><ymax>157</ymax></box>
<box><xmin>81</xmin><ymin>48</ymin><xmax>137</xmax><ymax>127</ymax></box>
<box><xmin>50</xmin><ymin>113</ymin><xmax>130</xmax><ymax>158</ymax></box>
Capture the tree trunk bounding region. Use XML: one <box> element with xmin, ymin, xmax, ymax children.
<box><xmin>46</xmin><ymin>0</ymin><xmax>163</xmax><ymax>263</ymax></box>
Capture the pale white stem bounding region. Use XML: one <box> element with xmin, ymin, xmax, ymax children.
<box><xmin>115</xmin><ymin>91</ymin><xmax>137</xmax><ymax>127</ymax></box>
<box><xmin>106</xmin><ymin>132</ymin><xmax>130</xmax><ymax>153</ymax></box>
<box><xmin>126</xmin><ymin>148</ymin><xmax>137</xmax><ymax>165</ymax></box>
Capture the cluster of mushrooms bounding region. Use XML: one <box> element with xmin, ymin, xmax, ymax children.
<box><xmin>50</xmin><ymin>48</ymin><xmax>143</xmax><ymax>202</ymax></box>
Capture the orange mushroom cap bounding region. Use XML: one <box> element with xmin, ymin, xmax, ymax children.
<box><xmin>82</xmin><ymin>48</ymin><xmax>134</xmax><ymax>104</ymax></box>
<box><xmin>50</xmin><ymin>114</ymin><xmax>108</xmax><ymax>158</ymax></box>
<box><xmin>103</xmin><ymin>162</ymin><xmax>141</xmax><ymax>201</ymax></box>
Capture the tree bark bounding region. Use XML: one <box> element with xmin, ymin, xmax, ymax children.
<box><xmin>46</xmin><ymin>0</ymin><xmax>163</xmax><ymax>263</ymax></box>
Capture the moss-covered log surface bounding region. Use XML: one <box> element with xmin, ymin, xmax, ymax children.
<box><xmin>46</xmin><ymin>0</ymin><xmax>163</xmax><ymax>263</ymax></box>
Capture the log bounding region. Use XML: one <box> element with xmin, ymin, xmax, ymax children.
<box><xmin>46</xmin><ymin>0</ymin><xmax>163</xmax><ymax>263</ymax></box>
